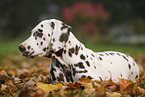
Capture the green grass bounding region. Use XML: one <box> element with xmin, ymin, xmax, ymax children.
<box><xmin>87</xmin><ymin>43</ymin><xmax>145</xmax><ymax>58</ymax></box>
<box><xmin>0</xmin><ymin>42</ymin><xmax>20</xmax><ymax>59</ymax></box>
<box><xmin>0</xmin><ymin>42</ymin><xmax>145</xmax><ymax>61</ymax></box>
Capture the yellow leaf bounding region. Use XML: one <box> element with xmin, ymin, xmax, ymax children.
<box><xmin>106</xmin><ymin>92</ymin><xmax>121</xmax><ymax>97</ymax></box>
<box><xmin>1</xmin><ymin>84</ymin><xmax>7</xmax><ymax>91</ymax></box>
<box><xmin>33</xmin><ymin>80</ymin><xmax>62</xmax><ymax>92</ymax></box>
<box><xmin>137</xmin><ymin>87</ymin><xmax>145</xmax><ymax>94</ymax></box>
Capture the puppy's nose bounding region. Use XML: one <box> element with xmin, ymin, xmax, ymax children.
<box><xmin>18</xmin><ymin>45</ymin><xmax>26</xmax><ymax>52</ymax></box>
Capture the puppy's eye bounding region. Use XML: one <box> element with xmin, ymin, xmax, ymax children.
<box><xmin>33</xmin><ymin>30</ymin><xmax>43</xmax><ymax>38</ymax></box>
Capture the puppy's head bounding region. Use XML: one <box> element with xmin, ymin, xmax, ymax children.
<box><xmin>18</xmin><ymin>19</ymin><xmax>71</xmax><ymax>58</ymax></box>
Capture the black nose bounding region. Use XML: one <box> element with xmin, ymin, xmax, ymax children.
<box><xmin>18</xmin><ymin>45</ymin><xmax>26</xmax><ymax>52</ymax></box>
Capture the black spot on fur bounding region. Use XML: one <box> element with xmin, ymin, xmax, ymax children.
<box><xmin>53</xmin><ymin>38</ymin><xmax>55</xmax><ymax>42</ymax></box>
<box><xmin>72</xmin><ymin>68</ymin><xmax>76</xmax><ymax>76</ymax></box>
<box><xmin>64</xmin><ymin>50</ymin><xmax>66</xmax><ymax>54</ymax></box>
<box><xmin>37</xmin><ymin>43</ymin><xmax>39</xmax><ymax>45</ymax></box>
<box><xmin>55</xmin><ymin>48</ymin><xmax>63</xmax><ymax>57</ymax></box>
<box><xmin>81</xmin><ymin>47</ymin><xmax>83</xmax><ymax>50</ymax></box>
<box><xmin>55</xmin><ymin>63</ymin><xmax>60</xmax><ymax>68</ymax></box>
<box><xmin>66</xmin><ymin>72</ymin><xmax>70</xmax><ymax>82</ymax></box>
<box><xmin>75</xmin><ymin>45</ymin><xmax>80</xmax><ymax>55</ymax></box>
<box><xmin>117</xmin><ymin>53</ymin><xmax>121</xmax><ymax>56</ymax></box>
<box><xmin>128</xmin><ymin>64</ymin><xmax>131</xmax><ymax>69</ymax></box>
<box><xmin>31</xmin><ymin>51</ymin><xmax>35</xmax><ymax>54</ymax></box>
<box><xmin>86</xmin><ymin>61</ymin><xmax>90</xmax><ymax>67</ymax></box>
<box><xmin>69</xmin><ymin>48</ymin><xmax>74</xmax><ymax>53</ymax></box>
<box><xmin>105</xmin><ymin>53</ymin><xmax>109</xmax><ymax>56</ymax></box>
<box><xmin>27</xmin><ymin>46</ymin><xmax>31</xmax><ymax>50</ymax></box>
<box><xmin>91</xmin><ymin>54</ymin><xmax>95</xmax><ymax>57</ymax></box>
<box><xmin>43</xmin><ymin>47</ymin><xmax>47</xmax><ymax>52</ymax></box>
<box><xmin>61</xmin><ymin>23</ymin><xmax>69</xmax><ymax>30</ymax></box>
<box><xmin>68</xmin><ymin>50</ymin><xmax>72</xmax><ymax>57</ymax></box>
<box><xmin>67</xmin><ymin>27</ymin><xmax>72</xmax><ymax>33</ymax></box>
<box><xmin>59</xmin><ymin>33</ymin><xmax>69</xmax><ymax>42</ymax></box>
<box><xmin>86</xmin><ymin>55</ymin><xmax>88</xmax><ymax>58</ymax></box>
<box><xmin>50</xmin><ymin>67</ymin><xmax>56</xmax><ymax>81</ymax></box>
<box><xmin>43</xmin><ymin>38</ymin><xmax>46</xmax><ymax>41</ymax></box>
<box><xmin>80</xmin><ymin>54</ymin><xmax>85</xmax><ymax>60</ymax></box>
<box><xmin>74</xmin><ymin>64</ymin><xmax>78</xmax><ymax>67</ymax></box>
<box><xmin>99</xmin><ymin>54</ymin><xmax>104</xmax><ymax>56</ymax></box>
<box><xmin>94</xmin><ymin>66</ymin><xmax>96</xmax><ymax>69</ymax></box>
<box><xmin>122</xmin><ymin>55</ymin><xmax>128</xmax><ymax>61</ymax></box>
<box><xmin>75</xmin><ymin>62</ymin><xmax>85</xmax><ymax>69</ymax></box>
<box><xmin>35</xmin><ymin>37</ymin><xmax>37</xmax><ymax>40</ymax></box>
<box><xmin>51</xmin><ymin>22</ymin><xmax>55</xmax><ymax>29</ymax></box>
<box><xmin>76</xmin><ymin>70</ymin><xmax>88</xmax><ymax>73</ymax></box>
<box><xmin>48</xmin><ymin>33</ymin><xmax>50</xmax><ymax>37</ymax></box>
<box><xmin>133</xmin><ymin>62</ymin><xmax>135</xmax><ymax>66</ymax></box>
<box><xmin>81</xmin><ymin>75</ymin><xmax>86</xmax><ymax>78</ymax></box>
<box><xmin>50</xmin><ymin>50</ymin><xmax>54</xmax><ymax>53</ymax></box>
<box><xmin>66</xmin><ymin>71</ymin><xmax>74</xmax><ymax>82</ymax></box>
<box><xmin>51</xmin><ymin>43</ymin><xmax>53</xmax><ymax>47</ymax></box>
<box><xmin>87</xmin><ymin>76</ymin><xmax>93</xmax><ymax>79</ymax></box>
<box><xmin>41</xmin><ymin>24</ymin><xmax>43</xmax><ymax>27</ymax></box>
<box><xmin>99</xmin><ymin>57</ymin><xmax>103</xmax><ymax>60</ymax></box>
<box><xmin>131</xmin><ymin>72</ymin><xmax>133</xmax><ymax>75</ymax></box>
<box><xmin>99</xmin><ymin>77</ymin><xmax>103</xmax><ymax>81</ymax></box>
<box><xmin>38</xmin><ymin>29</ymin><xmax>43</xmax><ymax>32</ymax></box>
<box><xmin>57</xmin><ymin>73</ymin><xmax>64</xmax><ymax>82</ymax></box>
<box><xmin>78</xmin><ymin>62</ymin><xmax>85</xmax><ymax>69</ymax></box>
<box><xmin>34</xmin><ymin>30</ymin><xmax>43</xmax><ymax>38</ymax></box>
<box><xmin>120</xmin><ymin>74</ymin><xmax>123</xmax><ymax>77</ymax></box>
<box><xmin>135</xmin><ymin>75</ymin><xmax>138</xmax><ymax>79</ymax></box>
<box><xmin>109</xmin><ymin>53</ymin><xmax>115</xmax><ymax>55</ymax></box>
<box><xmin>41</xmin><ymin>41</ymin><xmax>43</xmax><ymax>45</ymax></box>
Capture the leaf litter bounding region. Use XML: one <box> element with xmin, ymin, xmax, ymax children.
<box><xmin>0</xmin><ymin>55</ymin><xmax>145</xmax><ymax>97</ymax></box>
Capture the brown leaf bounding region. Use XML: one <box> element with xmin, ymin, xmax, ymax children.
<box><xmin>119</xmin><ymin>79</ymin><xmax>134</xmax><ymax>93</ymax></box>
<box><xmin>80</xmin><ymin>77</ymin><xmax>90</xmax><ymax>83</ymax></box>
<box><xmin>101</xmin><ymin>78</ymin><xmax>116</xmax><ymax>88</ymax></box>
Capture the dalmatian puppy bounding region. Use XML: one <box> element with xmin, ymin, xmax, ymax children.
<box><xmin>18</xmin><ymin>19</ymin><xmax>139</xmax><ymax>83</ymax></box>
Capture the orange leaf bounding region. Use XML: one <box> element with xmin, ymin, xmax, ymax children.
<box><xmin>119</xmin><ymin>79</ymin><xmax>134</xmax><ymax>92</ymax></box>
<box><xmin>0</xmin><ymin>70</ymin><xmax>8</xmax><ymax>76</ymax></box>
<box><xmin>80</xmin><ymin>77</ymin><xmax>90</xmax><ymax>83</ymax></box>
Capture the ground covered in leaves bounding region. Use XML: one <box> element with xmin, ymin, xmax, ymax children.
<box><xmin>0</xmin><ymin>55</ymin><xmax>145</xmax><ymax>97</ymax></box>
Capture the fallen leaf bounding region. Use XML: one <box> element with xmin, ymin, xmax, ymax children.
<box><xmin>0</xmin><ymin>70</ymin><xmax>8</xmax><ymax>76</ymax></box>
<box><xmin>119</xmin><ymin>79</ymin><xmax>134</xmax><ymax>93</ymax></box>
<box><xmin>106</xmin><ymin>92</ymin><xmax>121</xmax><ymax>97</ymax></box>
<box><xmin>137</xmin><ymin>87</ymin><xmax>145</xmax><ymax>94</ymax></box>
<box><xmin>80</xmin><ymin>77</ymin><xmax>90</xmax><ymax>83</ymax></box>
<box><xmin>33</xmin><ymin>80</ymin><xmax>62</xmax><ymax>92</ymax></box>
<box><xmin>101</xmin><ymin>78</ymin><xmax>116</xmax><ymax>87</ymax></box>
<box><xmin>1</xmin><ymin>84</ymin><xmax>7</xmax><ymax>91</ymax></box>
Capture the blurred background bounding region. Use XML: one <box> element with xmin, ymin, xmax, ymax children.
<box><xmin>0</xmin><ymin>0</ymin><xmax>145</xmax><ymax>62</ymax></box>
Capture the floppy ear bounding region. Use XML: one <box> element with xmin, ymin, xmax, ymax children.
<box><xmin>50</xmin><ymin>21</ymin><xmax>72</xmax><ymax>51</ymax></box>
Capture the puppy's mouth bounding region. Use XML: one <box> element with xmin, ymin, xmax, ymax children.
<box><xmin>21</xmin><ymin>51</ymin><xmax>36</xmax><ymax>58</ymax></box>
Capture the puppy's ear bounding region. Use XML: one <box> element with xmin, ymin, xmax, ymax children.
<box><xmin>59</xmin><ymin>23</ymin><xmax>72</xmax><ymax>43</ymax></box>
<box><xmin>50</xmin><ymin>21</ymin><xmax>72</xmax><ymax>51</ymax></box>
